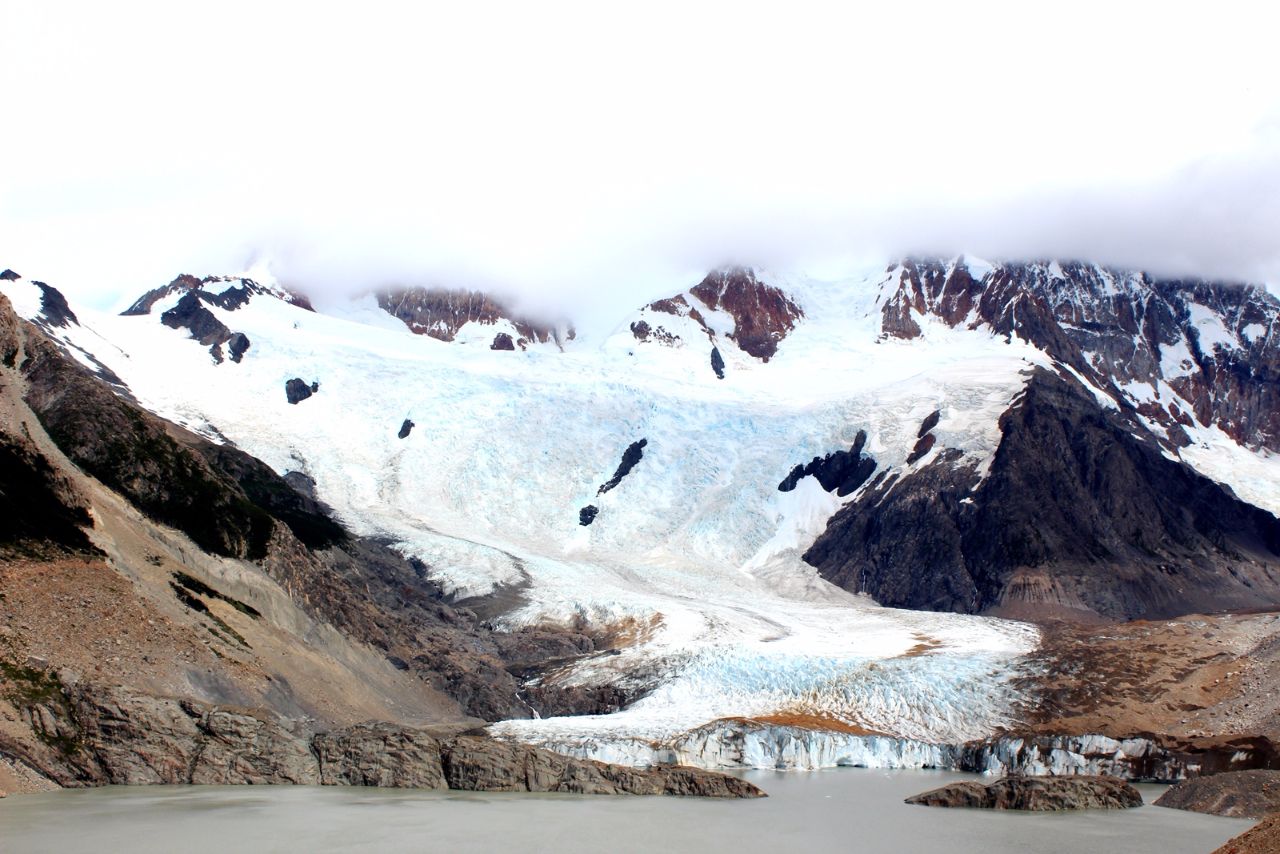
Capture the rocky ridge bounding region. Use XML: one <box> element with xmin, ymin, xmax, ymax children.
<box><xmin>879</xmin><ymin>257</ymin><xmax>1280</xmax><ymax>452</ymax></box>
<box><xmin>376</xmin><ymin>287</ymin><xmax>573</xmax><ymax>349</ymax></box>
<box><xmin>628</xmin><ymin>267</ymin><xmax>803</xmax><ymax>374</ymax></box>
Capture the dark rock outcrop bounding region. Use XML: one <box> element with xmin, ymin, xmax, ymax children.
<box><xmin>579</xmin><ymin>505</ymin><xmax>598</xmax><ymax>526</ymax></box>
<box><xmin>398</xmin><ymin>419</ymin><xmax>415</xmax><ymax>439</ymax></box>
<box><xmin>918</xmin><ymin>409</ymin><xmax>941</xmax><ymax>437</ymax></box>
<box><xmin>128</xmin><ymin>274</ymin><xmax>306</xmax><ymax>362</ymax></box>
<box><xmin>285</xmin><ymin>379</ymin><xmax>317</xmax><ymax>404</ymax></box>
<box><xmin>160</xmin><ymin>291</ymin><xmax>241</xmax><ymax>364</ymax></box>
<box><xmin>598</xmin><ymin>439</ymin><xmax>647</xmax><ymax>495</ymax></box>
<box><xmin>491</xmin><ymin>333</ymin><xmax>515</xmax><ymax>351</ymax></box>
<box><xmin>0</xmin><ymin>269</ymin><xmax>19</xmax><ymax>281</ymax></box>
<box><xmin>123</xmin><ymin>274</ymin><xmax>313</xmax><ymax>317</ymax></box>
<box><xmin>21</xmin><ymin>329</ymin><xmax>280</xmax><ymax>560</ymax></box>
<box><xmin>33</xmin><ymin>282</ymin><xmax>79</xmax><ymax>328</ymax></box>
<box><xmin>906</xmin><ymin>776</ymin><xmax>1142</xmax><ymax>811</ymax></box>
<box><xmin>905</xmin><ymin>432</ymin><xmax>936</xmax><ymax>464</ymax></box>
<box><xmin>711</xmin><ymin>346</ymin><xmax>725</xmax><ymax>379</ymax></box>
<box><xmin>805</xmin><ymin>368</ymin><xmax>1280</xmax><ymax>619</ymax></box>
<box><xmin>313</xmin><ymin>723</ymin><xmax>448</xmax><ymax>789</ymax></box>
<box><xmin>441</xmin><ymin>736</ymin><xmax>764</xmax><ymax>797</ymax></box>
<box><xmin>226</xmin><ymin>332</ymin><xmax>251</xmax><ymax>363</ymax></box>
<box><xmin>2</xmin><ymin>678</ymin><xmax>759</xmax><ymax>797</ymax></box>
<box><xmin>778</xmin><ymin>430</ymin><xmax>877</xmax><ymax>497</ymax></box>
<box><xmin>1155</xmin><ymin>770</ymin><xmax>1280</xmax><ymax>818</ymax></box>
<box><xmin>0</xmin><ymin>434</ymin><xmax>99</xmax><ymax>557</ymax></box>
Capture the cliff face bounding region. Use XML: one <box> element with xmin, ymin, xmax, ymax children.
<box><xmin>1</xmin><ymin>680</ymin><xmax>760</xmax><ymax>796</ymax></box>
<box><xmin>804</xmin><ymin>367</ymin><xmax>1280</xmax><ymax>620</ymax></box>
<box><xmin>879</xmin><ymin>258</ymin><xmax>1280</xmax><ymax>451</ymax></box>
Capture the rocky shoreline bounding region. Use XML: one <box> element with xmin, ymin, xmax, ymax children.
<box><xmin>0</xmin><ymin>681</ymin><xmax>761</xmax><ymax>797</ymax></box>
<box><xmin>905</xmin><ymin>775</ymin><xmax>1143</xmax><ymax>811</ymax></box>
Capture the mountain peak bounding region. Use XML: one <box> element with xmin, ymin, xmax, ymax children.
<box><xmin>375</xmin><ymin>286</ymin><xmax>574</xmax><ymax>350</ymax></box>
<box><xmin>122</xmin><ymin>274</ymin><xmax>313</xmax><ymax>317</ymax></box>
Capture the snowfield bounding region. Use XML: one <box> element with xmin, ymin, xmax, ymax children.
<box><xmin>14</xmin><ymin>261</ymin><xmax>1255</xmax><ymax>769</ymax></box>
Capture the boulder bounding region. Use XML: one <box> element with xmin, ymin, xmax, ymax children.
<box><xmin>711</xmin><ymin>346</ymin><xmax>725</xmax><ymax>379</ymax></box>
<box><xmin>906</xmin><ymin>775</ymin><xmax>1143</xmax><ymax>811</ymax></box>
<box><xmin>285</xmin><ymin>378</ymin><xmax>314</xmax><ymax>404</ymax></box>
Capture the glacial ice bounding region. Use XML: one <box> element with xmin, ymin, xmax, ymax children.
<box><xmin>5</xmin><ymin>262</ymin><xmax>1276</xmax><ymax>770</ymax></box>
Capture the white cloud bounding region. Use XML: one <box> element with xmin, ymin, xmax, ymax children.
<box><xmin>3</xmin><ymin>0</ymin><xmax>1279</xmax><ymax>322</ymax></box>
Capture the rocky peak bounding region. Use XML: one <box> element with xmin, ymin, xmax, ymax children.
<box><xmin>629</xmin><ymin>267</ymin><xmax>803</xmax><ymax>367</ymax></box>
<box><xmin>122</xmin><ymin>274</ymin><xmax>313</xmax><ymax>317</ymax></box>
<box><xmin>689</xmin><ymin>267</ymin><xmax>803</xmax><ymax>361</ymax></box>
<box><xmin>376</xmin><ymin>287</ymin><xmax>573</xmax><ymax>350</ymax></box>
<box><xmin>880</xmin><ymin>257</ymin><xmax>1280</xmax><ymax>451</ymax></box>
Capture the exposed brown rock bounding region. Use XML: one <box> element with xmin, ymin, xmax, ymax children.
<box><xmin>1156</xmin><ymin>770</ymin><xmax>1280</xmax><ymax>818</ymax></box>
<box><xmin>690</xmin><ymin>268</ymin><xmax>803</xmax><ymax>361</ymax></box>
<box><xmin>376</xmin><ymin>288</ymin><xmax>568</xmax><ymax>347</ymax></box>
<box><xmin>906</xmin><ymin>775</ymin><xmax>1142</xmax><ymax>811</ymax></box>
<box><xmin>905</xmin><ymin>432</ymin><xmax>936</xmax><ymax>464</ymax></box>
<box><xmin>880</xmin><ymin>258</ymin><xmax>1280</xmax><ymax>452</ymax></box>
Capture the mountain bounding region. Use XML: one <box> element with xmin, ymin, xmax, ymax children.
<box><xmin>3</xmin><ymin>256</ymin><xmax>1280</xmax><ymax>785</ymax></box>
<box><xmin>376</xmin><ymin>286</ymin><xmax>574</xmax><ymax>350</ymax></box>
<box><xmin>804</xmin><ymin>258</ymin><xmax>1280</xmax><ymax>619</ymax></box>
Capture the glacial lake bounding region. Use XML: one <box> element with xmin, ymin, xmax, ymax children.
<box><xmin>0</xmin><ymin>769</ymin><xmax>1253</xmax><ymax>853</ymax></box>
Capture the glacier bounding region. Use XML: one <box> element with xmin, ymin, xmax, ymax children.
<box><xmin>6</xmin><ymin>260</ymin><xmax>1277</xmax><ymax>769</ymax></box>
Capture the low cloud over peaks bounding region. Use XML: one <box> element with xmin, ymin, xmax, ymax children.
<box><xmin>3</xmin><ymin>2</ymin><xmax>1278</xmax><ymax>317</ymax></box>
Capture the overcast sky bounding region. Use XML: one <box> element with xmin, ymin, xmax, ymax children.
<box><xmin>2</xmin><ymin>1</ymin><xmax>1278</xmax><ymax>322</ymax></box>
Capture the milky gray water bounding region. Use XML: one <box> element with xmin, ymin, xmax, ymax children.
<box><xmin>0</xmin><ymin>769</ymin><xmax>1252</xmax><ymax>854</ymax></box>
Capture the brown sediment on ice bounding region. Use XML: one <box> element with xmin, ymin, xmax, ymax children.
<box><xmin>719</xmin><ymin>712</ymin><xmax>887</xmax><ymax>736</ymax></box>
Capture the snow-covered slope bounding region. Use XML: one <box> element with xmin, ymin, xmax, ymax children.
<box><xmin>5</xmin><ymin>257</ymin><xmax>1279</xmax><ymax>768</ymax></box>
